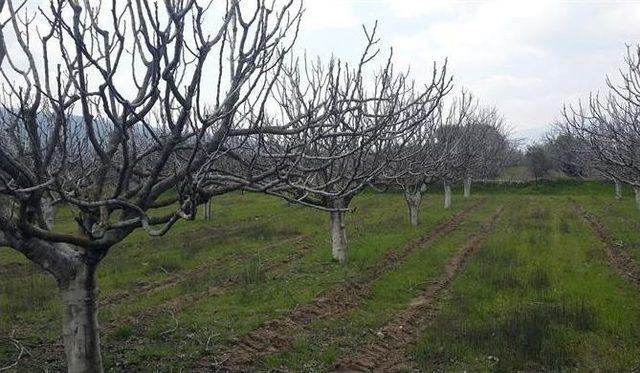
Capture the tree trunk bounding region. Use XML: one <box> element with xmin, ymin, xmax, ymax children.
<box><xmin>463</xmin><ymin>177</ymin><xmax>471</xmax><ymax>198</ymax></box>
<box><xmin>404</xmin><ymin>190</ymin><xmax>422</xmax><ymax>226</ymax></box>
<box><xmin>614</xmin><ymin>178</ymin><xmax>622</xmax><ymax>200</ymax></box>
<box><xmin>444</xmin><ymin>183</ymin><xmax>452</xmax><ymax>209</ymax></box>
<box><xmin>59</xmin><ymin>261</ymin><xmax>103</xmax><ymax>373</ymax></box>
<box><xmin>635</xmin><ymin>187</ymin><xmax>640</xmax><ymax>211</ymax></box>
<box><xmin>204</xmin><ymin>198</ymin><xmax>212</xmax><ymax>221</ymax></box>
<box><xmin>329</xmin><ymin>200</ymin><xmax>348</xmax><ymax>264</ymax></box>
<box><xmin>43</xmin><ymin>197</ymin><xmax>56</xmax><ymax>229</ymax></box>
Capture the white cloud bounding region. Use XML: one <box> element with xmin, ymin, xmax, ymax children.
<box><xmin>382</xmin><ymin>0</ymin><xmax>459</xmax><ymax>18</ymax></box>
<box><xmin>371</xmin><ymin>0</ymin><xmax>640</xmax><ymax>139</ymax></box>
<box><xmin>471</xmin><ymin>75</ymin><xmax>542</xmax><ymax>98</ymax></box>
<box><xmin>392</xmin><ymin>1</ymin><xmax>561</xmax><ymax>69</ymax></box>
<box><xmin>302</xmin><ymin>0</ymin><xmax>359</xmax><ymax>30</ymax></box>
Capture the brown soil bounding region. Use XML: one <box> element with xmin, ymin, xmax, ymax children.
<box><xmin>333</xmin><ymin>205</ymin><xmax>504</xmax><ymax>372</ymax></box>
<box><xmin>575</xmin><ymin>205</ymin><xmax>640</xmax><ymax>288</ymax></box>
<box><xmin>200</xmin><ymin>199</ymin><xmax>487</xmax><ymax>371</ymax></box>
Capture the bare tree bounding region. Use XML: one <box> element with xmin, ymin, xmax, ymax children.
<box><xmin>458</xmin><ymin>106</ymin><xmax>510</xmax><ymax>198</ymax></box>
<box><xmin>256</xmin><ymin>27</ymin><xmax>451</xmax><ymax>262</ymax></box>
<box><xmin>525</xmin><ymin>143</ymin><xmax>554</xmax><ymax>181</ymax></box>
<box><xmin>383</xmin><ymin>111</ymin><xmax>444</xmax><ymax>226</ymax></box>
<box><xmin>434</xmin><ymin>91</ymin><xmax>479</xmax><ymax>209</ymax></box>
<box><xmin>549</xmin><ymin>125</ymin><xmax>624</xmax><ymax>199</ymax></box>
<box><xmin>381</xmin><ymin>102</ymin><xmax>458</xmax><ymax>224</ymax></box>
<box><xmin>381</xmin><ymin>90</ymin><xmax>508</xmax><ymax>223</ymax></box>
<box><xmin>545</xmin><ymin>130</ymin><xmax>593</xmax><ymax>178</ymax></box>
<box><xmin>562</xmin><ymin>45</ymin><xmax>640</xmax><ymax>209</ymax></box>
<box><xmin>0</xmin><ymin>0</ymin><xmax>304</xmax><ymax>371</ymax></box>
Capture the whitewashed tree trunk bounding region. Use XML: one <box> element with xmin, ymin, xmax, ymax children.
<box><xmin>404</xmin><ymin>190</ymin><xmax>422</xmax><ymax>226</ymax></box>
<box><xmin>60</xmin><ymin>261</ymin><xmax>103</xmax><ymax>373</ymax></box>
<box><xmin>634</xmin><ymin>187</ymin><xmax>640</xmax><ymax>211</ymax></box>
<box><xmin>614</xmin><ymin>178</ymin><xmax>622</xmax><ymax>200</ymax></box>
<box><xmin>463</xmin><ymin>177</ymin><xmax>471</xmax><ymax>198</ymax></box>
<box><xmin>444</xmin><ymin>183</ymin><xmax>452</xmax><ymax>209</ymax></box>
<box><xmin>204</xmin><ymin>198</ymin><xmax>212</xmax><ymax>221</ymax></box>
<box><xmin>329</xmin><ymin>199</ymin><xmax>347</xmax><ymax>264</ymax></box>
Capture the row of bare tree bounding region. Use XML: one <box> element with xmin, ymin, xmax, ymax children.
<box><xmin>385</xmin><ymin>90</ymin><xmax>511</xmax><ymax>226</ymax></box>
<box><xmin>554</xmin><ymin>46</ymin><xmax>640</xmax><ymax>208</ymax></box>
<box><xmin>0</xmin><ymin>1</ymin><xmax>511</xmax><ymax>371</ymax></box>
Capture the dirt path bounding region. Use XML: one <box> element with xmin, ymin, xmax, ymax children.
<box><xmin>200</xmin><ymin>199</ymin><xmax>487</xmax><ymax>371</ymax></box>
<box><xmin>333</xmin><ymin>205</ymin><xmax>504</xmax><ymax>372</ymax></box>
<box><xmin>574</xmin><ymin>204</ymin><xmax>640</xmax><ymax>288</ymax></box>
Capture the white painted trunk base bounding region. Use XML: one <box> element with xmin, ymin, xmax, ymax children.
<box><xmin>463</xmin><ymin>177</ymin><xmax>471</xmax><ymax>198</ymax></box>
<box><xmin>330</xmin><ymin>210</ymin><xmax>348</xmax><ymax>264</ymax></box>
<box><xmin>635</xmin><ymin>187</ymin><xmax>640</xmax><ymax>211</ymax></box>
<box><xmin>444</xmin><ymin>184</ymin><xmax>452</xmax><ymax>209</ymax></box>
<box><xmin>615</xmin><ymin>179</ymin><xmax>622</xmax><ymax>200</ymax></box>
<box><xmin>60</xmin><ymin>263</ymin><xmax>103</xmax><ymax>373</ymax></box>
<box><xmin>204</xmin><ymin>199</ymin><xmax>212</xmax><ymax>221</ymax></box>
<box><xmin>404</xmin><ymin>191</ymin><xmax>422</xmax><ymax>226</ymax></box>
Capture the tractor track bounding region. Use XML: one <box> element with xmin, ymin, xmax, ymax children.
<box><xmin>333</xmin><ymin>205</ymin><xmax>504</xmax><ymax>372</ymax></box>
<box><xmin>199</xmin><ymin>198</ymin><xmax>488</xmax><ymax>371</ymax></box>
<box><xmin>574</xmin><ymin>204</ymin><xmax>640</xmax><ymax>288</ymax></box>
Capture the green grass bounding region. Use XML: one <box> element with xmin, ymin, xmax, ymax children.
<box><xmin>575</xmin><ymin>193</ymin><xmax>640</xmax><ymax>263</ymax></box>
<box><xmin>101</xmin><ymin>194</ymin><xmax>477</xmax><ymax>371</ymax></box>
<box><xmin>0</xmin><ymin>191</ymin><xmax>469</xmax><ymax>370</ymax></box>
<box><xmin>260</xmin><ymin>197</ymin><xmax>503</xmax><ymax>371</ymax></box>
<box><xmin>463</xmin><ymin>178</ymin><xmax>634</xmax><ymax>196</ymax></box>
<box><xmin>413</xmin><ymin>196</ymin><xmax>640</xmax><ymax>371</ymax></box>
<box><xmin>2</xmin><ymin>181</ymin><xmax>640</xmax><ymax>371</ymax></box>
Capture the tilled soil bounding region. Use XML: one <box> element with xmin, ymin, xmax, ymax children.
<box><xmin>333</xmin><ymin>205</ymin><xmax>504</xmax><ymax>372</ymax></box>
<box><xmin>575</xmin><ymin>204</ymin><xmax>640</xmax><ymax>288</ymax></box>
<box><xmin>201</xmin><ymin>199</ymin><xmax>487</xmax><ymax>371</ymax></box>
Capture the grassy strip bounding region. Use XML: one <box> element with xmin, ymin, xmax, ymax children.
<box><xmin>575</xmin><ymin>194</ymin><xmax>640</xmax><ymax>264</ymax></box>
<box><xmin>413</xmin><ymin>196</ymin><xmax>640</xmax><ymax>371</ymax></box>
<box><xmin>116</xmin><ymin>196</ymin><xmax>477</xmax><ymax>371</ymax></box>
<box><xmin>1</xmin><ymin>192</ymin><xmax>474</xmax><ymax>370</ymax></box>
<box><xmin>255</xmin><ymin>198</ymin><xmax>502</xmax><ymax>371</ymax></box>
<box><xmin>334</xmin><ymin>206</ymin><xmax>504</xmax><ymax>371</ymax></box>
<box><xmin>205</xmin><ymin>197</ymin><xmax>487</xmax><ymax>370</ymax></box>
<box><xmin>574</xmin><ymin>203</ymin><xmax>640</xmax><ymax>288</ymax></box>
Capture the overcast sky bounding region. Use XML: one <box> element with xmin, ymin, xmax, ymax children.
<box><xmin>294</xmin><ymin>0</ymin><xmax>640</xmax><ymax>142</ymax></box>
<box><xmin>3</xmin><ymin>0</ymin><xmax>639</xmax><ymax>143</ymax></box>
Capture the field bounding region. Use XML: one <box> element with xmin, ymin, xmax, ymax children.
<box><xmin>2</xmin><ymin>181</ymin><xmax>640</xmax><ymax>371</ymax></box>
